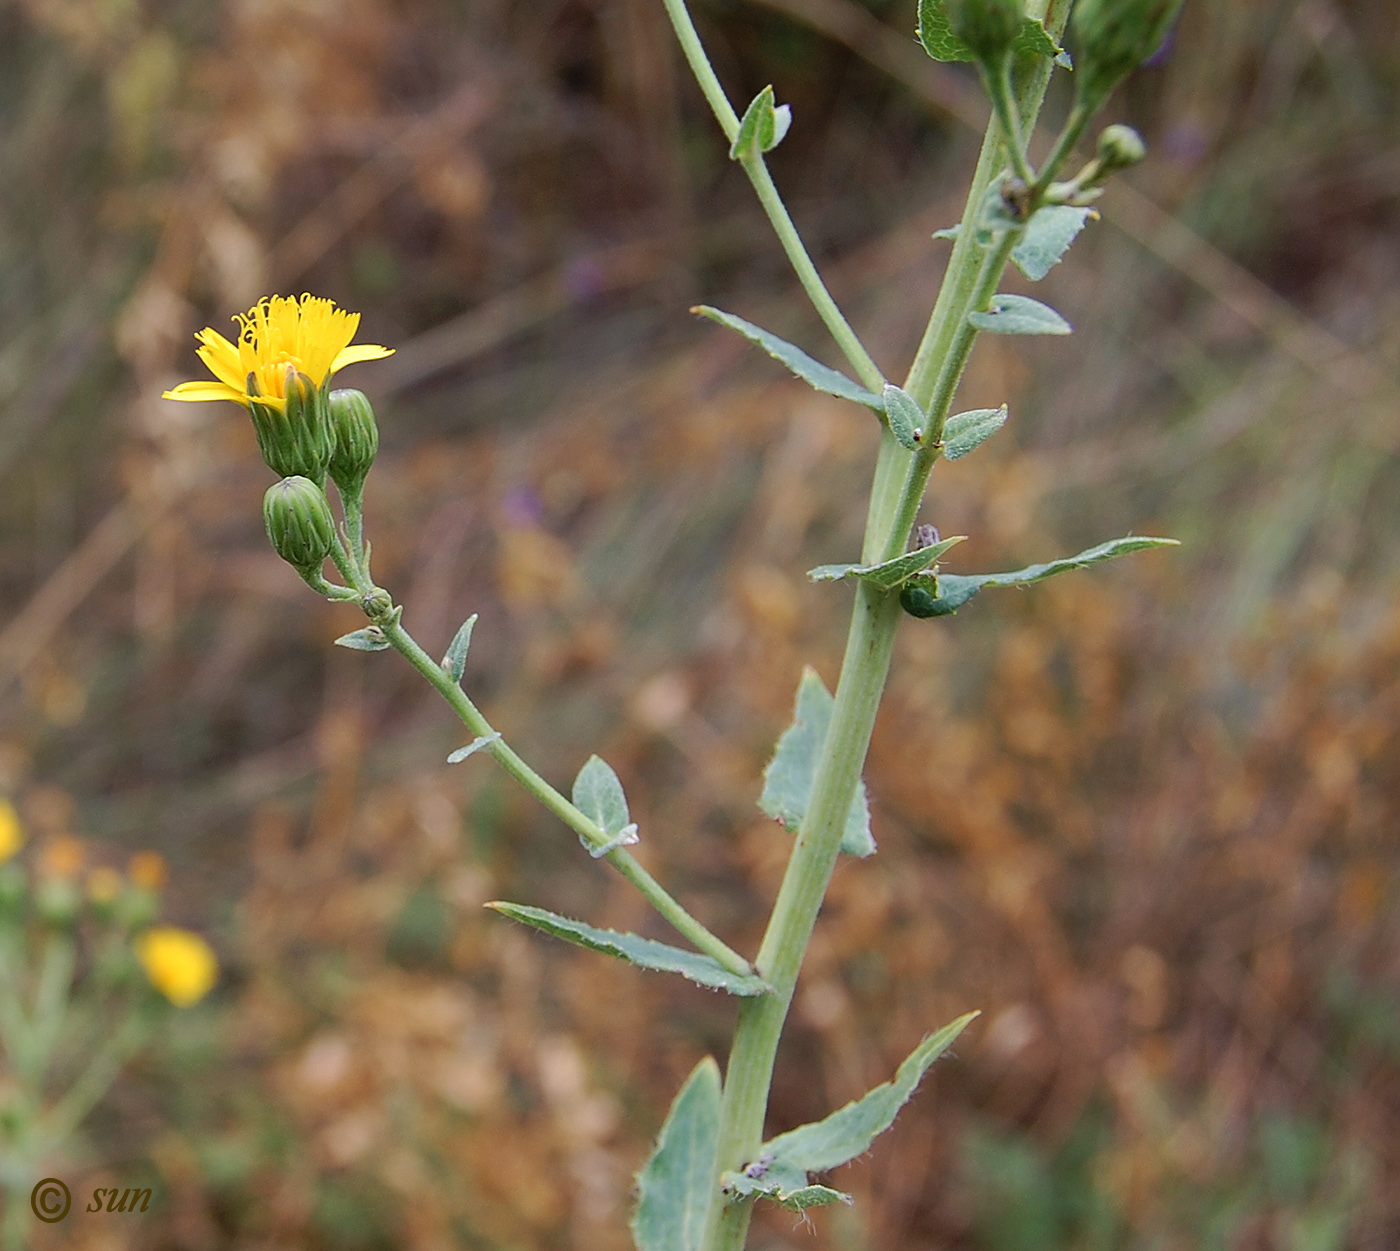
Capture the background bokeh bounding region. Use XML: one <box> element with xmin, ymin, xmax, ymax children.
<box><xmin>2</xmin><ymin>0</ymin><xmax>1399</xmax><ymax>1247</ymax></box>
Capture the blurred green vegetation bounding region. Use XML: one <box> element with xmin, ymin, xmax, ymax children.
<box><xmin>2</xmin><ymin>0</ymin><xmax>1399</xmax><ymax>1248</ymax></box>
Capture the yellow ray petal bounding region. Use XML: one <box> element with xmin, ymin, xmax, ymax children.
<box><xmin>330</xmin><ymin>344</ymin><xmax>396</xmax><ymax>372</ymax></box>
<box><xmin>194</xmin><ymin>328</ymin><xmax>244</xmax><ymax>390</ymax></box>
<box><xmin>163</xmin><ymin>380</ymin><xmax>250</xmax><ymax>405</ymax></box>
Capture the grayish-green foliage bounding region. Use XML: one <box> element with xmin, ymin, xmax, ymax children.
<box><xmin>572</xmin><ymin>754</ymin><xmax>633</xmax><ymax>838</ymax></box>
<box><xmin>759</xmin><ymin>668</ymin><xmax>875</xmax><ymax>858</ymax></box>
<box><xmin>693</xmin><ymin>306</ymin><xmax>883</xmax><ymax>410</ymax></box>
<box><xmin>633</xmin><ymin>1058</ymin><xmax>723</xmax><ymax>1251</ymax></box>
<box><xmin>968</xmin><ymin>294</ymin><xmax>1073</xmax><ymax>336</ymax></box>
<box><xmin>487</xmin><ymin>903</ymin><xmax>771</xmax><ymax>996</ymax></box>
<box><xmin>446</xmin><ymin>733</ymin><xmax>501</xmax><ymax>763</ymax></box>
<box><xmin>942</xmin><ymin>406</ymin><xmax>1008</xmax><ymax>461</ymax></box>
<box><xmin>721</xmin><ymin>1168</ymin><xmax>851</xmax><ymax>1211</ymax></box>
<box><xmin>333</xmin><ymin>627</ymin><xmax>390</xmax><ymax>651</ymax></box>
<box><xmin>1011</xmin><ymin>207</ymin><xmax>1098</xmax><ymax>282</ymax></box>
<box><xmin>730</xmin><ymin>86</ymin><xmax>792</xmax><ymax>160</ymax></box>
<box><xmin>906</xmin><ymin>536</ymin><xmax>1181</xmax><ymax>617</ymax></box>
<box><xmin>441</xmin><ymin>613</ymin><xmax>477</xmax><ymax>683</ymax></box>
<box><xmin>809</xmin><ymin>534</ymin><xmax>966</xmax><ymax>589</ymax></box>
<box><xmin>882</xmin><ymin>383</ymin><xmax>925</xmax><ymax>451</ymax></box>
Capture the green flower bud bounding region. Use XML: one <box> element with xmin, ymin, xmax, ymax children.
<box><xmin>1096</xmin><ymin>123</ymin><xmax>1147</xmax><ymax>172</ymax></box>
<box><xmin>263</xmin><ymin>476</ymin><xmax>337</xmax><ymax>572</ymax></box>
<box><xmin>1072</xmin><ymin>0</ymin><xmax>1183</xmax><ymax>106</ymax></box>
<box><xmin>248</xmin><ymin>369</ymin><xmax>335</xmax><ymax>482</ymax></box>
<box><xmin>327</xmin><ymin>389</ymin><xmax>379</xmax><ymax>498</ymax></box>
<box><xmin>945</xmin><ymin>0</ymin><xmax>1024</xmax><ymax>65</ymax></box>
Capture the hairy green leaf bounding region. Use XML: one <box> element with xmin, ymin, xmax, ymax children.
<box><xmin>763</xmin><ymin>1012</ymin><xmax>979</xmax><ymax>1173</ymax></box>
<box><xmin>721</xmin><ymin>1169</ymin><xmax>851</xmax><ymax>1211</ymax></box>
<box><xmin>1011</xmin><ymin>206</ymin><xmax>1097</xmax><ymax>281</ymax></box>
<box><xmin>441</xmin><ymin>613</ymin><xmax>478</xmax><ymax>682</ymax></box>
<box><xmin>334</xmin><ymin>627</ymin><xmax>390</xmax><ymax>651</ymax></box>
<box><xmin>904</xmin><ymin>536</ymin><xmax>1181</xmax><ymax>617</ymax></box>
<box><xmin>808</xmin><ymin>535</ymin><xmax>966</xmax><ymax>590</ymax></box>
<box><xmin>572</xmin><ymin>754</ymin><xmax>631</xmax><ymax>837</ymax></box>
<box><xmin>759</xmin><ymin>668</ymin><xmax>875</xmax><ymax>858</ymax></box>
<box><xmin>942</xmin><ymin>406</ymin><xmax>1007</xmax><ymax>461</ymax></box>
<box><xmin>968</xmin><ymin>293</ymin><xmax>1073</xmax><ymax>336</ymax></box>
<box><xmin>881</xmin><ymin>383</ymin><xmax>925</xmax><ymax>451</ymax></box>
<box><xmin>693</xmin><ymin>307</ymin><xmax>883</xmax><ymax>410</ymax></box>
<box><xmin>633</xmin><ymin>1058</ymin><xmax>722</xmax><ymax>1251</ymax></box>
<box><xmin>487</xmin><ymin>903</ymin><xmax>770</xmax><ymax>996</ymax></box>
<box><xmin>730</xmin><ymin>85</ymin><xmax>792</xmax><ymax>160</ymax></box>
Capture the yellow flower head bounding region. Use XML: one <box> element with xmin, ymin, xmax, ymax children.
<box><xmin>162</xmin><ymin>295</ymin><xmax>393</xmax><ymax>411</ymax></box>
<box><xmin>136</xmin><ymin>926</ymin><xmax>219</xmax><ymax>1007</ymax></box>
<box><xmin>0</xmin><ymin>800</ymin><xmax>22</xmax><ymax>863</ymax></box>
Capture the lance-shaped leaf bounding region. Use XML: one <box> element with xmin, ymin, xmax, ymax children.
<box><xmin>917</xmin><ymin>0</ymin><xmax>1067</xmax><ymax>64</ymax></box>
<box><xmin>447</xmin><ymin>733</ymin><xmax>501</xmax><ymax>764</ymax></box>
<box><xmin>904</xmin><ymin>536</ymin><xmax>1181</xmax><ymax>618</ymax></box>
<box><xmin>693</xmin><ymin>307</ymin><xmax>883</xmax><ymax>410</ymax></box>
<box><xmin>881</xmin><ymin>383</ymin><xmax>924</xmax><ymax>451</ymax></box>
<box><xmin>942</xmin><ymin>406</ymin><xmax>1007</xmax><ymax>461</ymax></box>
<box><xmin>334</xmin><ymin>627</ymin><xmax>390</xmax><ymax>651</ymax></box>
<box><xmin>1011</xmin><ymin>206</ymin><xmax>1098</xmax><ymax>282</ymax></box>
<box><xmin>808</xmin><ymin>534</ymin><xmax>966</xmax><ymax>590</ymax></box>
<box><xmin>487</xmin><ymin>903</ymin><xmax>770</xmax><ymax>996</ymax></box>
<box><xmin>759</xmin><ymin>668</ymin><xmax>874</xmax><ymax>858</ymax></box>
<box><xmin>441</xmin><ymin>613</ymin><xmax>477</xmax><ymax>683</ymax></box>
<box><xmin>633</xmin><ymin>1058</ymin><xmax>722</xmax><ymax>1251</ymax></box>
<box><xmin>729</xmin><ymin>85</ymin><xmax>792</xmax><ymax>160</ymax></box>
<box><xmin>968</xmin><ymin>294</ymin><xmax>1073</xmax><ymax>336</ymax></box>
<box><xmin>760</xmin><ymin>1012</ymin><xmax>978</xmax><ymax>1175</ymax></box>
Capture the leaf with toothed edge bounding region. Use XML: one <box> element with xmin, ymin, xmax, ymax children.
<box><xmin>441</xmin><ymin>613</ymin><xmax>477</xmax><ymax>682</ymax></box>
<box><xmin>693</xmin><ymin>307</ymin><xmax>884</xmax><ymax>410</ymax></box>
<box><xmin>632</xmin><ymin>1058</ymin><xmax>722</xmax><ymax>1251</ymax></box>
<box><xmin>1012</xmin><ymin>206</ymin><xmax>1098</xmax><ymax>282</ymax></box>
<box><xmin>486</xmin><ymin>903</ymin><xmax>769</xmax><ymax>996</ymax></box>
<box><xmin>334</xmin><ymin>627</ymin><xmax>390</xmax><ymax>651</ymax></box>
<box><xmin>917</xmin><ymin>0</ymin><xmax>1068</xmax><ymax>64</ymax></box>
<box><xmin>901</xmin><ymin>536</ymin><xmax>1181</xmax><ymax>618</ymax></box>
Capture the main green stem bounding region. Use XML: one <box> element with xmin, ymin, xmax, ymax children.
<box><xmin>683</xmin><ymin>3</ymin><xmax>1071</xmax><ymax>1246</ymax></box>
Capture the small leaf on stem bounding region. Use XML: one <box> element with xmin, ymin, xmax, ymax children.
<box><xmin>942</xmin><ymin>406</ymin><xmax>1008</xmax><ymax>460</ymax></box>
<box><xmin>441</xmin><ymin>613</ymin><xmax>478</xmax><ymax>683</ymax></box>
<box><xmin>447</xmin><ymin>733</ymin><xmax>501</xmax><ymax>764</ymax></box>
<box><xmin>334</xmin><ymin>627</ymin><xmax>391</xmax><ymax>651</ymax></box>
<box><xmin>1011</xmin><ymin>206</ymin><xmax>1098</xmax><ymax>281</ymax></box>
<box><xmin>633</xmin><ymin>1058</ymin><xmax>723</xmax><ymax>1251</ymax></box>
<box><xmin>881</xmin><ymin>384</ymin><xmax>925</xmax><ymax>451</ymax></box>
<box><xmin>968</xmin><ymin>293</ymin><xmax>1073</xmax><ymax>335</ymax></box>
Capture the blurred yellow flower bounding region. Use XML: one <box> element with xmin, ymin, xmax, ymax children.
<box><xmin>162</xmin><ymin>295</ymin><xmax>393</xmax><ymax>410</ymax></box>
<box><xmin>0</xmin><ymin>800</ymin><xmax>22</xmax><ymax>862</ymax></box>
<box><xmin>127</xmin><ymin>850</ymin><xmax>168</xmax><ymax>892</ymax></box>
<box><xmin>136</xmin><ymin>927</ymin><xmax>218</xmax><ymax>1007</ymax></box>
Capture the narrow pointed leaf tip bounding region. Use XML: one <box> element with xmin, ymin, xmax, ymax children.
<box><xmin>334</xmin><ymin>627</ymin><xmax>390</xmax><ymax>651</ymax></box>
<box><xmin>447</xmin><ymin>733</ymin><xmax>501</xmax><ymax>764</ymax></box>
<box><xmin>757</xmin><ymin>1012</ymin><xmax>978</xmax><ymax>1180</ymax></box>
<box><xmin>969</xmin><ymin>294</ymin><xmax>1073</xmax><ymax>336</ymax></box>
<box><xmin>760</xmin><ymin>668</ymin><xmax>874</xmax><ymax>857</ymax></box>
<box><xmin>441</xmin><ymin>613</ymin><xmax>477</xmax><ymax>682</ymax></box>
<box><xmin>902</xmin><ymin>535</ymin><xmax>1180</xmax><ymax>618</ymax></box>
<box><xmin>487</xmin><ymin>903</ymin><xmax>769</xmax><ymax>996</ymax></box>
<box><xmin>633</xmin><ymin>1058</ymin><xmax>721</xmax><ymax>1251</ymax></box>
<box><xmin>692</xmin><ymin>307</ymin><xmax>883</xmax><ymax>410</ymax></box>
<box><xmin>730</xmin><ymin>86</ymin><xmax>792</xmax><ymax>160</ymax></box>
